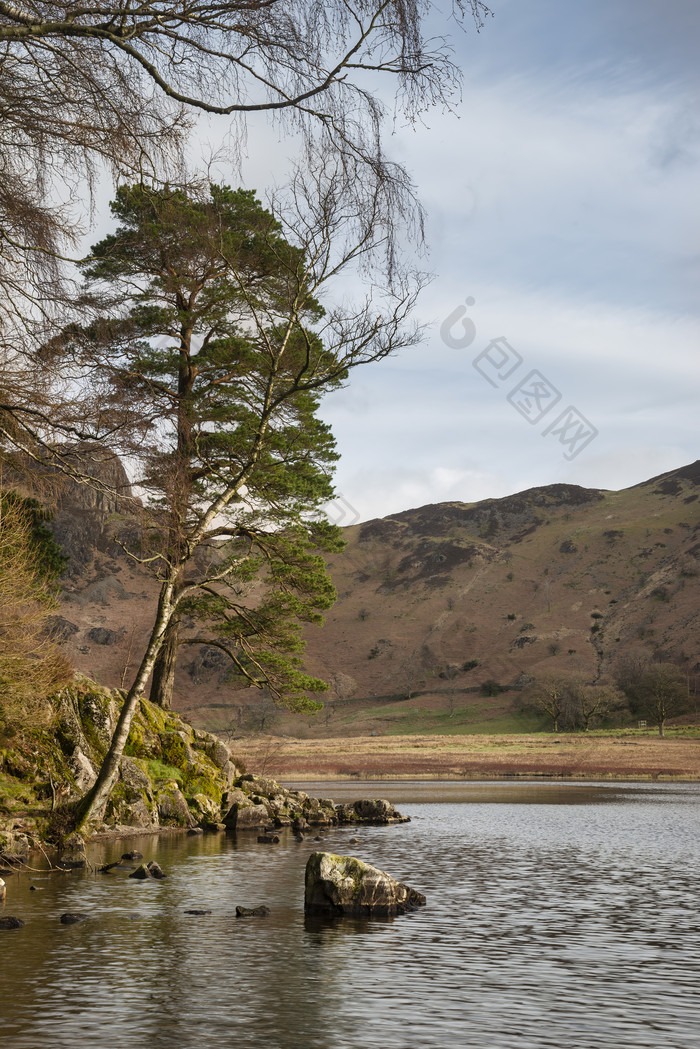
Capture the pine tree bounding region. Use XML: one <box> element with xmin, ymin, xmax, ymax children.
<box><xmin>52</xmin><ymin>171</ymin><xmax>423</xmax><ymax>828</ymax></box>
<box><xmin>70</xmin><ymin>182</ymin><xmax>342</xmax><ymax>708</ymax></box>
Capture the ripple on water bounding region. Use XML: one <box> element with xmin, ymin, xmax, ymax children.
<box><xmin>1</xmin><ymin>781</ymin><xmax>699</xmax><ymax>1049</ymax></box>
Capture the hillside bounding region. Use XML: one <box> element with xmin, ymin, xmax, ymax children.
<box><xmin>295</xmin><ymin>464</ymin><xmax>700</xmax><ymax>735</ymax></box>
<box><xmin>25</xmin><ymin>456</ymin><xmax>700</xmax><ymax>736</ymax></box>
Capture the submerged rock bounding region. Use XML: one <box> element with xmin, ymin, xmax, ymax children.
<box><xmin>60</xmin><ymin>913</ymin><xmax>88</xmax><ymax>924</ymax></box>
<box><xmin>236</xmin><ymin>905</ymin><xmax>271</xmax><ymax>917</ymax></box>
<box><xmin>128</xmin><ymin>863</ymin><xmax>151</xmax><ymax>880</ymax></box>
<box><xmin>128</xmin><ymin>861</ymin><xmax>166</xmax><ymax>880</ymax></box>
<box><xmin>0</xmin><ymin>915</ymin><xmax>25</xmax><ymax>929</ymax></box>
<box><xmin>97</xmin><ymin>860</ymin><xmax>122</xmax><ymax>874</ymax></box>
<box><xmin>59</xmin><ymin>832</ymin><xmax>87</xmax><ymax>869</ymax></box>
<box><xmin>304</xmin><ymin>852</ymin><xmax>426</xmax><ymax>917</ymax></box>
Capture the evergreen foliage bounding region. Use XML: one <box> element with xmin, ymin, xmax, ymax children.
<box><xmin>54</xmin><ymin>182</ymin><xmax>360</xmax><ymax>709</ymax></box>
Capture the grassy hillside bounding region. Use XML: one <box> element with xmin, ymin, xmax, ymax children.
<box><xmin>44</xmin><ymin>460</ymin><xmax>700</xmax><ymax>738</ymax></box>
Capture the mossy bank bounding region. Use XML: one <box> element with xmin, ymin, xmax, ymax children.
<box><xmin>0</xmin><ymin>677</ymin><xmax>407</xmax><ymax>858</ymax></box>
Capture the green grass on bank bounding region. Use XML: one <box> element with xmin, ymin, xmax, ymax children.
<box><xmin>333</xmin><ymin>700</ymin><xmax>546</xmax><ymax>736</ymax></box>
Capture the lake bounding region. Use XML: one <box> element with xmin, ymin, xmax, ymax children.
<box><xmin>1</xmin><ymin>780</ymin><xmax>699</xmax><ymax>1048</ymax></box>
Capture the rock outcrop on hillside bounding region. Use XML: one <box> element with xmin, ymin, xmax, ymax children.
<box><xmin>7</xmin><ymin>446</ymin><xmax>699</xmax><ymax>737</ymax></box>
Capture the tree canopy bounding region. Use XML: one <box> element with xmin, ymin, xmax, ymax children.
<box><xmin>61</xmin><ymin>181</ymin><xmax>346</xmax><ymax>709</ymax></box>
<box><xmin>0</xmin><ymin>0</ymin><xmax>490</xmax><ymax>380</ymax></box>
<box><xmin>56</xmin><ymin>171</ymin><xmax>423</xmax><ymax>828</ymax></box>
<box><xmin>618</xmin><ymin>660</ymin><xmax>689</xmax><ymax>737</ymax></box>
<box><xmin>0</xmin><ymin>2</ymin><xmax>491</xmax><ymax>116</ymax></box>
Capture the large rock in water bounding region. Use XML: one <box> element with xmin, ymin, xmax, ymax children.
<box><xmin>305</xmin><ymin>852</ymin><xmax>426</xmax><ymax>917</ymax></box>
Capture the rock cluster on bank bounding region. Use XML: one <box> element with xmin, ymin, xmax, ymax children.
<box><xmin>223</xmin><ymin>778</ymin><xmax>408</xmax><ymax>832</ymax></box>
<box><xmin>0</xmin><ymin>678</ymin><xmax>409</xmax><ymax>857</ymax></box>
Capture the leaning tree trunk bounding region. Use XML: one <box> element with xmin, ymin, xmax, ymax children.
<box><xmin>75</xmin><ymin>580</ymin><xmax>177</xmax><ymax>831</ymax></box>
<box><xmin>150</xmin><ymin>612</ymin><xmax>181</xmax><ymax>709</ymax></box>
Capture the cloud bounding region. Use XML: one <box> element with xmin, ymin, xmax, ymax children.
<box><xmin>80</xmin><ymin>1</ymin><xmax>699</xmax><ymax>523</ymax></box>
<box><xmin>321</xmin><ymin>285</ymin><xmax>699</xmax><ymax>520</ymax></box>
<box><xmin>312</xmin><ymin>2</ymin><xmax>698</xmax><ymax>521</ymax></box>
<box><xmin>394</xmin><ymin>71</ymin><xmax>700</xmax><ymax>311</ymax></box>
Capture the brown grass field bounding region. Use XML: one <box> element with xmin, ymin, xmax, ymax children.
<box><xmin>232</xmin><ymin>730</ymin><xmax>700</xmax><ymax>782</ymax></box>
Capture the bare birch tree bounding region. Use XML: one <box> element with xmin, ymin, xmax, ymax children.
<box><xmin>0</xmin><ymin>1</ymin><xmax>490</xmax><ymax>362</ymax></box>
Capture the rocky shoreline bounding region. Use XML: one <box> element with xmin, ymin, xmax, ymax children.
<box><xmin>0</xmin><ymin>678</ymin><xmax>408</xmax><ymax>865</ymax></box>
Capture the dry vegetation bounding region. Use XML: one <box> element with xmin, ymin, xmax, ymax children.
<box><xmin>0</xmin><ymin>499</ymin><xmax>71</xmax><ymax>727</ymax></box>
<box><xmin>233</xmin><ymin>730</ymin><xmax>700</xmax><ymax>782</ymax></box>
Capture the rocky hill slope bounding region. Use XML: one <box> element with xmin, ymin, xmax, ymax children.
<box><xmin>297</xmin><ymin>463</ymin><xmax>699</xmax><ymax>734</ymax></box>
<box><xmin>19</xmin><ymin>455</ymin><xmax>700</xmax><ymax>736</ymax></box>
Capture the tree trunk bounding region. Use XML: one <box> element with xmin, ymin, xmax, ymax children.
<box><xmin>150</xmin><ymin>612</ymin><xmax>181</xmax><ymax>709</ymax></box>
<box><xmin>658</xmin><ymin>720</ymin><xmax>665</xmax><ymax>737</ymax></box>
<box><xmin>74</xmin><ymin>580</ymin><xmax>177</xmax><ymax>831</ymax></box>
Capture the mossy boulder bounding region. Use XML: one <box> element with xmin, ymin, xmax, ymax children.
<box><xmin>224</xmin><ymin>799</ymin><xmax>272</xmax><ymax>830</ymax></box>
<box><xmin>334</xmin><ymin>799</ymin><xmax>409</xmax><ymax>825</ymax></box>
<box><xmin>77</xmin><ymin>689</ymin><xmax>117</xmax><ymax>751</ymax></box>
<box><xmin>188</xmin><ymin>793</ymin><xmax>221</xmax><ymax>822</ymax></box>
<box><xmin>156</xmin><ymin>785</ymin><xmax>195</xmax><ymax>827</ymax></box>
<box><xmin>236</xmin><ymin>774</ymin><xmax>282</xmax><ymax>796</ymax></box>
<box><xmin>159</xmin><ymin>731</ymin><xmax>197</xmax><ymax>769</ymax></box>
<box><xmin>67</xmin><ymin>747</ymin><xmax>97</xmax><ymax>793</ymax></box>
<box><xmin>304</xmin><ymin>852</ymin><xmax>426</xmax><ymax>916</ymax></box>
<box><xmin>0</xmin><ymin>677</ymin><xmax>412</xmax><ymax>846</ymax></box>
<box><xmin>204</xmin><ymin>740</ymin><xmax>232</xmax><ymax>770</ymax></box>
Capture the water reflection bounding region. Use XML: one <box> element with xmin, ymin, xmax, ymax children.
<box><xmin>1</xmin><ymin>782</ymin><xmax>699</xmax><ymax>1049</ymax></box>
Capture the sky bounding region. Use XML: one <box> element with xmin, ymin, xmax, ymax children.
<box><xmin>89</xmin><ymin>0</ymin><xmax>700</xmax><ymax>525</ymax></box>
<box><xmin>303</xmin><ymin>0</ymin><xmax>700</xmax><ymax>524</ymax></box>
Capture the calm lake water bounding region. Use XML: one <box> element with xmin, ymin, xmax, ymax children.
<box><xmin>1</xmin><ymin>780</ymin><xmax>699</xmax><ymax>1049</ymax></box>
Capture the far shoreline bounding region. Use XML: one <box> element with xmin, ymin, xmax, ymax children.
<box><xmin>231</xmin><ymin>729</ymin><xmax>700</xmax><ymax>784</ymax></box>
<box><xmin>281</xmin><ymin>772</ymin><xmax>700</xmax><ymax>782</ymax></box>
